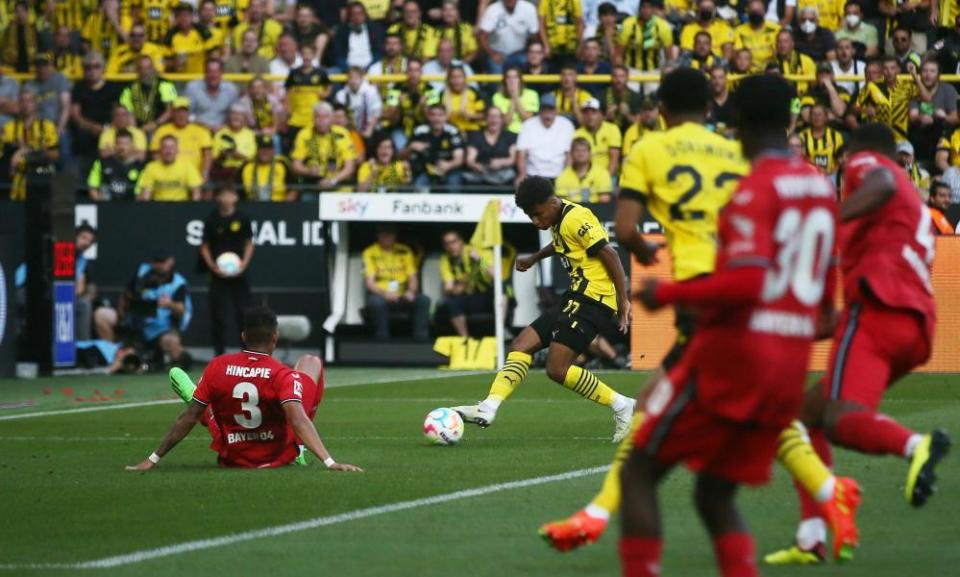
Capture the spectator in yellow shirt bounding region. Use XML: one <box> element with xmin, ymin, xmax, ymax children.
<box><xmin>438</xmin><ymin>0</ymin><xmax>478</xmax><ymax>64</ymax></box>
<box><xmin>212</xmin><ymin>104</ymin><xmax>257</xmax><ymax>182</ymax></box>
<box><xmin>150</xmin><ymin>97</ymin><xmax>213</xmax><ymax>177</ymax></box>
<box><xmin>553</xmin><ymin>62</ymin><xmax>594</xmax><ymax>125</ymax></box>
<box><xmin>538</xmin><ymin>0</ymin><xmax>583</xmax><ymax>62</ymax></box>
<box><xmin>2</xmin><ymin>90</ymin><xmax>59</xmax><ymax>201</ymax></box>
<box><xmin>387</xmin><ymin>0</ymin><xmax>439</xmax><ymax>60</ymax></box>
<box><xmin>363</xmin><ymin>225</ymin><xmax>430</xmax><ymax>340</ymax></box>
<box><xmin>106</xmin><ymin>23</ymin><xmax>166</xmax><ymax>74</ymax></box>
<box><xmin>167</xmin><ymin>3</ymin><xmax>209</xmax><ymax>74</ymax></box>
<box><xmin>50</xmin><ymin>25</ymin><xmax>83</xmax><ymax>78</ymax></box>
<box><xmin>99</xmin><ymin>104</ymin><xmax>148</xmax><ymax>161</ymax></box>
<box><xmin>241</xmin><ymin>135</ymin><xmax>291</xmax><ymax>201</ymax></box>
<box><xmin>81</xmin><ymin>0</ymin><xmax>126</xmax><ymax>58</ymax></box>
<box><xmin>619</xmin><ymin>0</ymin><xmax>676</xmax><ymax>74</ymax></box>
<box><xmin>735</xmin><ymin>0</ymin><xmax>781</xmax><ymax>72</ymax></box>
<box><xmin>137</xmin><ymin>135</ymin><xmax>204</xmax><ymax>201</ymax></box>
<box><xmin>433</xmin><ymin>65</ymin><xmax>486</xmax><ymax>133</ymax></box>
<box><xmin>556</xmin><ymin>136</ymin><xmax>613</xmax><ymax>203</ymax></box>
<box><xmin>680</xmin><ymin>0</ymin><xmax>735</xmax><ymax>61</ymax></box>
<box><xmin>799</xmin><ymin>0</ymin><xmax>846</xmax><ymax>31</ymax></box>
<box><xmin>232</xmin><ymin>0</ymin><xmax>284</xmax><ymax>60</ymax></box>
<box><xmin>284</xmin><ymin>44</ymin><xmax>331</xmax><ymax>131</ymax></box>
<box><xmin>574</xmin><ymin>98</ymin><xmax>622</xmax><ymax>176</ymax></box>
<box><xmin>775</xmin><ymin>29</ymin><xmax>817</xmax><ymax>94</ymax></box>
<box><xmin>290</xmin><ymin>101</ymin><xmax>359</xmax><ymax>189</ymax></box>
<box><xmin>358</xmin><ymin>137</ymin><xmax>411</xmax><ymax>192</ymax></box>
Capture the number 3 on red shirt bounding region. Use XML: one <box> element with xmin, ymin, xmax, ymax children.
<box><xmin>233</xmin><ymin>382</ymin><xmax>263</xmax><ymax>429</ymax></box>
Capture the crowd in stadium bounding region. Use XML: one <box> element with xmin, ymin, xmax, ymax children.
<box><xmin>0</xmin><ymin>0</ymin><xmax>957</xmax><ymax>228</ymax></box>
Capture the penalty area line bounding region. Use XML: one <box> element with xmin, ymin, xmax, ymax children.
<box><xmin>0</xmin><ymin>465</ymin><xmax>608</xmax><ymax>571</ymax></box>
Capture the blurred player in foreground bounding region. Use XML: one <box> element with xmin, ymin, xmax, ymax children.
<box><xmin>619</xmin><ymin>75</ymin><xmax>838</xmax><ymax>577</ymax></box>
<box><xmin>766</xmin><ymin>123</ymin><xmax>951</xmax><ymax>565</ymax></box>
<box><xmin>126</xmin><ymin>306</ymin><xmax>362</xmax><ymax>472</ymax></box>
<box><xmin>453</xmin><ymin>176</ymin><xmax>636</xmax><ymax>442</ymax></box>
<box><xmin>541</xmin><ymin>67</ymin><xmax>748</xmax><ymax>550</ymax></box>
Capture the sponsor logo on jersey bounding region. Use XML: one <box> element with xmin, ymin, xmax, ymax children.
<box><xmin>226</xmin><ymin>430</ymin><xmax>276</xmax><ymax>444</ymax></box>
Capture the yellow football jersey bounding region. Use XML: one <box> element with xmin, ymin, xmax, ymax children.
<box><xmin>362</xmin><ymin>242</ymin><xmax>418</xmax><ymax>293</ymax></box>
<box><xmin>551</xmin><ymin>200</ymin><xmax>617</xmax><ymax>311</ymax></box>
<box><xmin>619</xmin><ymin>122</ymin><xmax>748</xmax><ymax>281</ymax></box>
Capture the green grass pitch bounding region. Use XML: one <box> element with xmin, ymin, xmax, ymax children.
<box><xmin>0</xmin><ymin>368</ymin><xmax>957</xmax><ymax>576</ymax></box>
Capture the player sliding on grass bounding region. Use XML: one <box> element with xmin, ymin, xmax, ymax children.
<box><xmin>765</xmin><ymin>123</ymin><xmax>952</xmax><ymax>565</ymax></box>
<box><xmin>618</xmin><ymin>74</ymin><xmax>838</xmax><ymax>577</ymax></box>
<box><xmin>126</xmin><ymin>306</ymin><xmax>362</xmax><ymax>472</ymax></box>
<box><xmin>541</xmin><ymin>66</ymin><xmax>749</xmax><ymax>550</ymax></box>
<box><xmin>453</xmin><ymin>176</ymin><xmax>636</xmax><ymax>442</ymax></box>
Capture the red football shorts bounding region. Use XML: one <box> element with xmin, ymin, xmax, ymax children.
<box><xmin>633</xmin><ymin>368</ymin><xmax>782</xmax><ymax>486</ymax></box>
<box><xmin>822</xmin><ymin>296</ymin><xmax>931</xmax><ymax>409</ymax></box>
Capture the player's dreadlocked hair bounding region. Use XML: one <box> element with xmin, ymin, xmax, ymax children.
<box><xmin>242</xmin><ymin>306</ymin><xmax>279</xmax><ymax>347</ymax></box>
<box><xmin>735</xmin><ymin>75</ymin><xmax>793</xmax><ymax>131</ymax></box>
<box><xmin>657</xmin><ymin>67</ymin><xmax>710</xmax><ymax>117</ymax></box>
<box><xmin>848</xmin><ymin>122</ymin><xmax>897</xmax><ymax>159</ymax></box>
<box><xmin>515</xmin><ymin>176</ymin><xmax>556</xmax><ymax>212</ymax></box>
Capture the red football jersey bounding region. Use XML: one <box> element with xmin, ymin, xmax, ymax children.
<box><xmin>840</xmin><ymin>151</ymin><xmax>937</xmax><ymax>343</ymax></box>
<box><xmin>194</xmin><ymin>351</ymin><xmax>312</xmax><ymax>468</ymax></box>
<box><xmin>688</xmin><ymin>154</ymin><xmax>838</xmax><ymax>426</ymax></box>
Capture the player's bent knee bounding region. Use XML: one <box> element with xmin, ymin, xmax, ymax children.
<box><xmin>545</xmin><ymin>359</ymin><xmax>570</xmax><ymax>383</ymax></box>
<box><xmin>294</xmin><ymin>354</ymin><xmax>324</xmax><ymax>383</ymax></box>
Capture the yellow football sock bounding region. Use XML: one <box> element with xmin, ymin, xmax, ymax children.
<box><xmin>486</xmin><ymin>351</ymin><xmax>531</xmax><ymax>402</ymax></box>
<box><xmin>777</xmin><ymin>420</ymin><xmax>835</xmax><ymax>502</ymax></box>
<box><xmin>562</xmin><ymin>365</ymin><xmax>618</xmax><ymax>407</ymax></box>
<box><xmin>589</xmin><ymin>412</ymin><xmax>645</xmax><ymax>514</ymax></box>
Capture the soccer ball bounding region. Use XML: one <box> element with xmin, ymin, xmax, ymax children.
<box><xmin>423</xmin><ymin>408</ymin><xmax>464</xmax><ymax>446</ymax></box>
<box><xmin>215</xmin><ymin>252</ymin><xmax>242</xmax><ymax>277</ymax></box>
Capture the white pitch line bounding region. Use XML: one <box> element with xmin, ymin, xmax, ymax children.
<box><xmin>0</xmin><ymin>465</ymin><xmax>608</xmax><ymax>571</ymax></box>
<box><xmin>0</xmin><ymin>435</ymin><xmax>610</xmax><ymax>442</ymax></box>
<box><xmin>0</xmin><ymin>399</ymin><xmax>181</xmax><ymax>422</ymax></box>
<box><xmin>0</xmin><ymin>371</ymin><xmax>488</xmax><ymax>422</ymax></box>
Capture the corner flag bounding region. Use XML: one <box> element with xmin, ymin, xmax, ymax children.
<box><xmin>470</xmin><ymin>199</ymin><xmax>505</xmax><ymax>368</ymax></box>
<box><xmin>470</xmin><ymin>199</ymin><xmax>502</xmax><ymax>248</ymax></box>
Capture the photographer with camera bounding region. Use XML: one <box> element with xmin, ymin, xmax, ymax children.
<box><xmin>93</xmin><ymin>255</ymin><xmax>194</xmax><ymax>370</ymax></box>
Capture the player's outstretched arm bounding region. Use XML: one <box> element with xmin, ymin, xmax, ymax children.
<box><xmin>283</xmin><ymin>401</ymin><xmax>363</xmax><ymax>472</ymax></box>
<box><xmin>639</xmin><ymin>267</ymin><xmax>766</xmax><ymax>311</ymax></box>
<box><xmin>841</xmin><ymin>167</ymin><xmax>895</xmax><ymax>222</ymax></box>
<box><xmin>598</xmin><ymin>244</ymin><xmax>631</xmax><ymax>333</ymax></box>
<box><xmin>515</xmin><ymin>244</ymin><xmax>556</xmax><ymax>272</ymax></box>
<box><xmin>125</xmin><ymin>401</ymin><xmax>205</xmax><ymax>471</ymax></box>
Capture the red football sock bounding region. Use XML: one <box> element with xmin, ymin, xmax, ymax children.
<box><xmin>619</xmin><ymin>537</ymin><xmax>662</xmax><ymax>577</ymax></box>
<box><xmin>714</xmin><ymin>532</ymin><xmax>758</xmax><ymax>577</ymax></box>
<box><xmin>809</xmin><ymin>427</ymin><xmax>833</xmax><ymax>468</ymax></box>
<box><xmin>832</xmin><ymin>411</ymin><xmax>914</xmax><ymax>456</ymax></box>
<box><xmin>795</xmin><ymin>479</ymin><xmax>821</xmax><ymax>520</ymax></box>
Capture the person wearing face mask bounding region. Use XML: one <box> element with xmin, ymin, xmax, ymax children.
<box><xmin>734</xmin><ymin>0</ymin><xmax>781</xmax><ymax>72</ymax></box>
<box><xmin>680</xmin><ymin>0</ymin><xmax>736</xmax><ymax>61</ymax></box>
<box><xmin>835</xmin><ymin>0</ymin><xmax>879</xmax><ymax>59</ymax></box>
<box><xmin>797</xmin><ymin>0</ymin><xmax>846</xmax><ymax>31</ymax></box>
<box><xmin>794</xmin><ymin>6</ymin><xmax>837</xmax><ymax>62</ymax></box>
